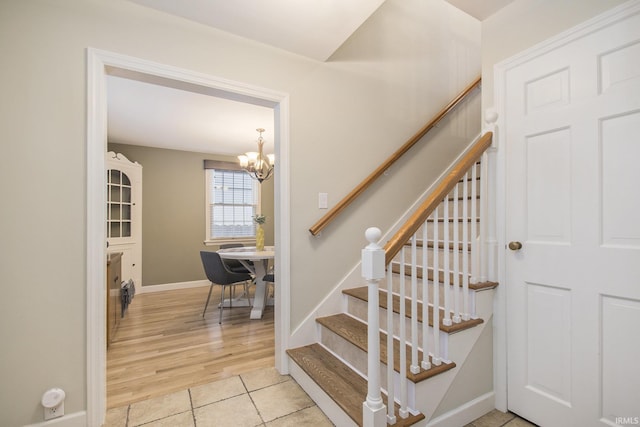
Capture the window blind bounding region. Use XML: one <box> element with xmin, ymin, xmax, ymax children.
<box><xmin>207</xmin><ymin>168</ymin><xmax>258</xmax><ymax>239</ymax></box>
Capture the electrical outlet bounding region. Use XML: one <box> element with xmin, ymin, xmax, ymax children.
<box><xmin>44</xmin><ymin>402</ymin><xmax>64</xmax><ymax>420</ymax></box>
<box><xmin>42</xmin><ymin>387</ymin><xmax>65</xmax><ymax>420</ymax></box>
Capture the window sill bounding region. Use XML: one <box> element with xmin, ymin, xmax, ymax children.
<box><xmin>204</xmin><ymin>238</ymin><xmax>256</xmax><ymax>247</ymax></box>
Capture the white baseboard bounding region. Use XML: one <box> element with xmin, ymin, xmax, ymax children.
<box><xmin>137</xmin><ymin>280</ymin><xmax>209</xmax><ymax>294</ymax></box>
<box><xmin>24</xmin><ymin>411</ymin><xmax>87</xmax><ymax>427</ymax></box>
<box><xmin>426</xmin><ymin>392</ymin><xmax>495</xmax><ymax>427</ymax></box>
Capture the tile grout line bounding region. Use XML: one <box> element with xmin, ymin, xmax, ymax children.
<box><xmin>500</xmin><ymin>413</ymin><xmax>518</xmax><ymax>427</ymax></box>
<box><xmin>113</xmin><ymin>372</ymin><xmax>320</xmax><ymax>427</ymax></box>
<box><xmin>188</xmin><ymin>387</ymin><xmax>197</xmax><ymax>426</ymax></box>
<box><xmin>240</xmin><ymin>373</ymin><xmax>325</xmax><ymax>426</ymax></box>
<box><xmin>263</xmin><ymin>404</ymin><xmax>319</xmax><ymax>424</ymax></box>
<box><xmin>239</xmin><ymin>374</ymin><xmax>267</xmax><ymax>426</ymax></box>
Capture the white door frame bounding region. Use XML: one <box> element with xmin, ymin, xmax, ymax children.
<box><xmin>86</xmin><ymin>48</ymin><xmax>291</xmax><ymax>427</ymax></box>
<box><xmin>492</xmin><ymin>0</ymin><xmax>640</xmax><ymax>412</ymax></box>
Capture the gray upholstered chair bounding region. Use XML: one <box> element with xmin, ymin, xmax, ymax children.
<box><xmin>219</xmin><ymin>243</ymin><xmax>253</xmax><ymax>275</ymax></box>
<box><xmin>263</xmin><ymin>273</ymin><xmax>274</xmax><ymax>283</ymax></box>
<box><xmin>200</xmin><ymin>251</ymin><xmax>252</xmax><ymax>323</ymax></box>
<box><xmin>263</xmin><ymin>272</ymin><xmax>275</xmax><ymax>300</ymax></box>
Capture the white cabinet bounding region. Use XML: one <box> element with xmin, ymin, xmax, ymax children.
<box><xmin>107</xmin><ymin>152</ymin><xmax>142</xmax><ymax>288</ymax></box>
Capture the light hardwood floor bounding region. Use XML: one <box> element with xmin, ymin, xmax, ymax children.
<box><xmin>107</xmin><ymin>285</ymin><xmax>274</xmax><ymax>409</ymax></box>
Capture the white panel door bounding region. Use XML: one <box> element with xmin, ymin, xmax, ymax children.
<box><xmin>504</xmin><ymin>9</ymin><xmax>640</xmax><ymax>427</ymax></box>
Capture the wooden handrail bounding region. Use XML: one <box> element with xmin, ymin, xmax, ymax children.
<box><xmin>308</xmin><ymin>76</ymin><xmax>482</xmax><ymax>236</ymax></box>
<box><xmin>383</xmin><ymin>131</ymin><xmax>493</xmax><ymax>265</ymax></box>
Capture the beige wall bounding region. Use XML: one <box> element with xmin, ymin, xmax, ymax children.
<box><xmin>481</xmin><ymin>0</ymin><xmax>628</xmax><ymax>113</ymax></box>
<box><xmin>108</xmin><ymin>143</ymin><xmax>275</xmax><ymax>287</ymax></box>
<box><xmin>0</xmin><ymin>0</ymin><xmax>480</xmax><ymax>424</ymax></box>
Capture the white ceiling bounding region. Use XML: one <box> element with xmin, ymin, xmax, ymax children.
<box><xmin>107</xmin><ymin>74</ymin><xmax>274</xmax><ymax>156</ymax></box>
<box><xmin>128</xmin><ymin>0</ymin><xmax>387</xmax><ymax>62</ymax></box>
<box><xmin>110</xmin><ymin>0</ymin><xmax>513</xmax><ymax>156</ymax></box>
<box><xmin>444</xmin><ymin>0</ymin><xmax>515</xmax><ymax>20</ymax></box>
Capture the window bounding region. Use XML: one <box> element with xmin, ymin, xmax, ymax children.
<box><xmin>205</xmin><ymin>166</ymin><xmax>259</xmax><ymax>243</ymax></box>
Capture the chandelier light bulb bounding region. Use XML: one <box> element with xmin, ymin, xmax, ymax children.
<box><xmin>238</xmin><ymin>128</ymin><xmax>275</xmax><ymax>183</ymax></box>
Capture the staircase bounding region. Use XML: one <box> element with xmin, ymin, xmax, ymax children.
<box><xmin>288</xmin><ymin>133</ymin><xmax>497</xmax><ymax>426</ymax></box>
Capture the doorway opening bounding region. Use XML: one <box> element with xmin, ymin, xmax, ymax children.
<box><xmin>87</xmin><ymin>48</ymin><xmax>291</xmax><ymax>426</ymax></box>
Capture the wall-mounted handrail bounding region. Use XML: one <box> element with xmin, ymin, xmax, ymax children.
<box><xmin>383</xmin><ymin>131</ymin><xmax>493</xmax><ymax>265</ymax></box>
<box><xmin>308</xmin><ymin>76</ymin><xmax>482</xmax><ymax>236</ymax></box>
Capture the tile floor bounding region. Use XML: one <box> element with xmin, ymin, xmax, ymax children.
<box><xmin>104</xmin><ymin>366</ymin><xmax>536</xmax><ymax>427</ymax></box>
<box><xmin>104</xmin><ymin>367</ymin><xmax>333</xmax><ymax>427</ymax></box>
<box><xmin>466</xmin><ymin>409</ymin><xmax>537</xmax><ymax>427</ymax></box>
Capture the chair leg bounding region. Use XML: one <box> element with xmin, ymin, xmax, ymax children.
<box><xmin>219</xmin><ymin>285</ymin><xmax>226</xmax><ymax>324</ymax></box>
<box><xmin>202</xmin><ymin>283</ymin><xmax>214</xmax><ymax>317</ymax></box>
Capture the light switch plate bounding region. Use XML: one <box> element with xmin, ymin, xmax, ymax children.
<box><xmin>318</xmin><ymin>193</ymin><xmax>328</xmax><ymax>209</ymax></box>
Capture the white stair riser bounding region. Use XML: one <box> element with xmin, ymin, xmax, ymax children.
<box><xmin>389</xmin><ymin>274</ymin><xmax>473</xmax><ymax>307</ymax></box>
<box><xmin>324</xmin><ymin>293</ymin><xmax>493</xmax><ymax>420</ymax></box>
<box><xmin>319</xmin><ymin>327</ymin><xmax>393</xmax><ymax>391</ymax></box>
<box><xmin>450</xmin><ymin>178</ymin><xmax>481</xmax><ymax>198</ymax></box>
<box><xmin>334</xmin><ymin>319</ymin><xmax>490</xmax><ymax>425</ymax></box>
<box><xmin>401</xmin><ymin>245</ymin><xmax>469</xmax><ymax>270</ymax></box>
<box><xmin>458</xmin><ymin>174</ymin><xmax>480</xmax><ymax>191</ymax></box>
<box><xmin>423</xmin><ymin>220</ymin><xmax>480</xmax><ymax>238</ymax></box>
<box><xmin>347</xmin><ymin>296</ymin><xmax>456</xmax><ymax>361</ymax></box>
<box><xmin>412</xmin><ymin>222</ymin><xmax>480</xmax><ymax>240</ymax></box>
<box><xmin>319</xmin><ymin>324</ymin><xmax>433</xmax><ymax>409</ymax></box>
<box><xmin>440</xmin><ymin>196</ymin><xmax>481</xmax><ymax>217</ymax></box>
<box><xmin>319</xmin><ymin>321</ymin><xmax>478</xmax><ymax>413</ymax></box>
<box><xmin>288</xmin><ymin>360</ymin><xmax>358</xmax><ymax>427</ymax></box>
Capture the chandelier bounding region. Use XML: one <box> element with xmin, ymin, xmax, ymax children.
<box><xmin>238</xmin><ymin>128</ymin><xmax>275</xmax><ymax>183</ymax></box>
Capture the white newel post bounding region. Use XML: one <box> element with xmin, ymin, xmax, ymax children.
<box><xmin>362</xmin><ymin>227</ymin><xmax>387</xmax><ymax>427</ymax></box>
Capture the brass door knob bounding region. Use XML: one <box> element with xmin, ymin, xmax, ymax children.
<box><xmin>508</xmin><ymin>241</ymin><xmax>523</xmax><ymax>251</ymax></box>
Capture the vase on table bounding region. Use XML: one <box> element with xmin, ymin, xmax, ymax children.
<box><xmin>256</xmin><ymin>224</ymin><xmax>265</xmax><ymax>251</ymax></box>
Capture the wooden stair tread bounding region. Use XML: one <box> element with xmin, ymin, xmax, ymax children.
<box><xmin>447</xmin><ymin>195</ymin><xmax>480</xmax><ymax>201</ymax></box>
<box><xmin>404</xmin><ymin>239</ymin><xmax>472</xmax><ymax>251</ymax></box>
<box><xmin>317</xmin><ymin>313</ymin><xmax>455</xmax><ymax>383</ymax></box>
<box><xmin>466</xmin><ymin>280</ymin><xmax>498</xmax><ymax>290</ymax></box>
<box><xmin>343</xmin><ymin>287</ymin><xmax>483</xmax><ymax>334</ymax></box>
<box><xmin>458</xmin><ymin>175</ymin><xmax>481</xmax><ymax>182</ymax></box>
<box><xmin>390</xmin><ymin>262</ymin><xmax>498</xmax><ymax>291</ymax></box>
<box><xmin>426</xmin><ymin>217</ymin><xmax>480</xmax><ymax>223</ymax></box>
<box><xmin>287</xmin><ymin>344</ymin><xmax>425</xmax><ymax>427</ymax></box>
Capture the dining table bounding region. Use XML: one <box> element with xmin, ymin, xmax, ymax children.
<box><xmin>217</xmin><ymin>246</ymin><xmax>275</xmax><ymax>319</ymax></box>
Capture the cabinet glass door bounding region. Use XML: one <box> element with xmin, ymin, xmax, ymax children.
<box><xmin>107</xmin><ymin>169</ymin><xmax>132</xmax><ymax>238</ymax></box>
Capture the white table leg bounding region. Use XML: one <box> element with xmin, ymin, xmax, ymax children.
<box><xmin>249</xmin><ymin>259</ymin><xmax>269</xmax><ymax>319</ymax></box>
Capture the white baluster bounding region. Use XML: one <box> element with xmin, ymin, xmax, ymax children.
<box><xmin>421</xmin><ymin>224</ymin><xmax>431</xmax><ymax>370</ymax></box>
<box><xmin>410</xmin><ymin>235</ymin><xmax>419</xmax><ymax>374</ymax></box>
<box><xmin>386</xmin><ymin>265</ymin><xmax>396</xmax><ymax>425</ymax></box>
<box><xmin>480</xmin><ymin>153</ymin><xmax>489</xmax><ymax>283</ymax></box>
<box><xmin>452</xmin><ymin>185</ymin><xmax>461</xmax><ymax>324</ymax></box>
<box><xmin>399</xmin><ymin>248</ymin><xmax>408</xmax><ymax>418</ymax></box>
<box><xmin>362</xmin><ymin>228</ymin><xmax>387</xmax><ymax>427</ymax></box>
<box><xmin>442</xmin><ymin>197</ymin><xmax>452</xmax><ymax>327</ymax></box>
<box><xmin>462</xmin><ymin>171</ymin><xmax>470</xmax><ymax>321</ymax></box>
<box><xmin>432</xmin><ymin>207</ymin><xmax>441</xmax><ymax>365</ymax></box>
<box><xmin>471</xmin><ymin>161</ymin><xmax>478</xmax><ymax>285</ymax></box>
